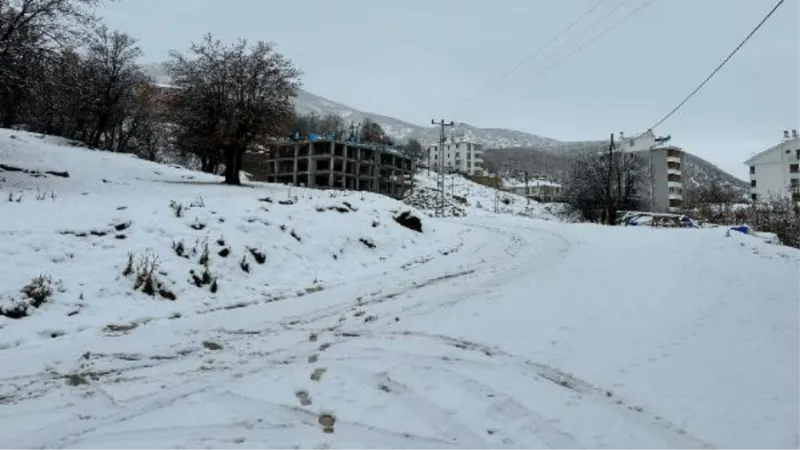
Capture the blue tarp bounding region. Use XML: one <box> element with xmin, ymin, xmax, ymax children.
<box><xmin>730</xmin><ymin>225</ymin><xmax>752</xmax><ymax>235</ymax></box>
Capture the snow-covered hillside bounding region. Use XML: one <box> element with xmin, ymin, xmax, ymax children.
<box><xmin>0</xmin><ymin>130</ymin><xmax>460</xmax><ymax>345</ymax></box>
<box><xmin>406</xmin><ymin>172</ymin><xmax>565</xmax><ymax>220</ymax></box>
<box><xmin>1</xmin><ymin>130</ymin><xmax>798</xmax><ymax>449</ymax></box>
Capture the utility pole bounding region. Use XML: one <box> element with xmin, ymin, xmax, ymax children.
<box><xmin>432</xmin><ymin>119</ymin><xmax>454</xmax><ymax>217</ymax></box>
<box><xmin>605</xmin><ymin>132</ymin><xmax>615</xmax><ymax>225</ymax></box>
<box><xmin>524</xmin><ymin>170</ymin><xmax>530</xmax><ymax>206</ymax></box>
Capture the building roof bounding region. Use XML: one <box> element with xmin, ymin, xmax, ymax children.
<box><xmin>743</xmin><ymin>136</ymin><xmax>800</xmax><ymax>165</ymax></box>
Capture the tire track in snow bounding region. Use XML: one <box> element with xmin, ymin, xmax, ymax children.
<box><xmin>376</xmin><ymin>330</ymin><xmax>714</xmax><ymax>449</ymax></box>
<box><xmin>328</xmin><ymin>363</ymin><xmax>490</xmax><ymax>448</ymax></box>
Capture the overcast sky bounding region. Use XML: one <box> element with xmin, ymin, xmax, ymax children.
<box><xmin>101</xmin><ymin>0</ymin><xmax>799</xmax><ymax>179</ymax></box>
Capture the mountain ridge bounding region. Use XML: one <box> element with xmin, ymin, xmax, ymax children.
<box><xmin>140</xmin><ymin>62</ymin><xmax>747</xmax><ymax>189</ymax></box>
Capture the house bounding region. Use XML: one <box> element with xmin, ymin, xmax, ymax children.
<box><xmin>505</xmin><ymin>180</ymin><xmax>563</xmax><ymax>202</ymax></box>
<box><xmin>743</xmin><ymin>129</ymin><xmax>800</xmax><ymax>203</ymax></box>
<box><xmin>425</xmin><ymin>139</ymin><xmax>484</xmax><ymax>176</ymax></box>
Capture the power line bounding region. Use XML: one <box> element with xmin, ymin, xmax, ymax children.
<box><xmin>497</xmin><ymin>0</ymin><xmax>658</xmax><ymax>97</ymax></box>
<box><xmin>486</xmin><ymin>0</ymin><xmax>632</xmax><ymax>98</ymax></box>
<box><xmin>649</xmin><ymin>0</ymin><xmax>786</xmax><ymax>130</ymax></box>
<box><xmin>458</xmin><ymin>0</ymin><xmax>609</xmax><ymax>110</ymax></box>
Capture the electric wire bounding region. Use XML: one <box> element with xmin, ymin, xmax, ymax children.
<box><xmin>648</xmin><ymin>0</ymin><xmax>786</xmax><ymax>130</ymax></box>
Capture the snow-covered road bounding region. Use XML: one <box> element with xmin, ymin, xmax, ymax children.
<box><xmin>2</xmin><ymin>212</ymin><xmax>797</xmax><ymax>449</ymax></box>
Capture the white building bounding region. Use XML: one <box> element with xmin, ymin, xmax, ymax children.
<box><xmin>505</xmin><ymin>180</ymin><xmax>563</xmax><ymax>202</ymax></box>
<box><xmin>744</xmin><ymin>129</ymin><xmax>800</xmax><ymax>203</ymax></box>
<box><xmin>425</xmin><ymin>139</ymin><xmax>484</xmax><ymax>176</ymax></box>
<box><xmin>598</xmin><ymin>130</ymin><xmax>683</xmax><ymax>213</ymax></box>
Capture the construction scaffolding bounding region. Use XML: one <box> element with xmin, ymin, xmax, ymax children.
<box><xmin>244</xmin><ymin>139</ymin><xmax>413</xmax><ymax>200</ymax></box>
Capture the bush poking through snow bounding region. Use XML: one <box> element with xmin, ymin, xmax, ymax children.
<box><xmin>248</xmin><ymin>247</ymin><xmax>266</xmax><ymax>264</ymax></box>
<box><xmin>393</xmin><ymin>211</ymin><xmax>423</xmax><ymax>233</ymax></box>
<box><xmin>172</xmin><ymin>239</ymin><xmax>186</xmax><ymax>257</ymax></box>
<box><xmin>218</xmin><ymin>247</ymin><xmax>231</xmax><ymax>258</ymax></box>
<box><xmin>124</xmin><ymin>252</ymin><xmax>175</xmax><ymax>300</ymax></box>
<box><xmin>0</xmin><ymin>275</ymin><xmax>58</xmax><ymax>319</ymax></box>
<box><xmin>359</xmin><ymin>237</ymin><xmax>376</xmax><ymax>249</ymax></box>
<box><xmin>169</xmin><ymin>200</ymin><xmax>184</xmax><ymax>217</ymax></box>
<box><xmin>189</xmin><ymin>218</ymin><xmax>206</xmax><ymax>230</ymax></box>
<box><xmin>239</xmin><ymin>254</ymin><xmax>250</xmax><ymax>273</ymax></box>
<box><xmin>198</xmin><ymin>240</ymin><xmax>210</xmax><ymax>266</ymax></box>
<box><xmin>190</xmin><ymin>195</ymin><xmax>205</xmax><ymax>208</ymax></box>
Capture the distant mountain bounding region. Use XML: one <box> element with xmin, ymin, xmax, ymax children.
<box><xmin>140</xmin><ymin>62</ymin><xmax>747</xmax><ymax>193</ymax></box>
<box><xmin>140</xmin><ymin>62</ymin><xmax>559</xmax><ymax>149</ymax></box>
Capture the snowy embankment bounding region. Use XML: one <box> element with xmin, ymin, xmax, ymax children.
<box><xmin>407</xmin><ymin>171</ymin><xmax>564</xmax><ymax>219</ymax></box>
<box><xmin>0</xmin><ymin>129</ymin><xmax>798</xmax><ymax>449</ymax></box>
<box><xmin>0</xmin><ymin>130</ymin><xmax>465</xmax><ymax>347</ymax></box>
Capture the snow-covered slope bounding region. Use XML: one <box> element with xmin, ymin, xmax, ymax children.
<box><xmin>0</xmin><ymin>129</ymin><xmax>798</xmax><ymax>448</ymax></box>
<box><xmin>0</xmin><ymin>130</ymin><xmax>461</xmax><ymax>345</ymax></box>
<box><xmin>406</xmin><ymin>172</ymin><xmax>564</xmax><ymax>220</ymax></box>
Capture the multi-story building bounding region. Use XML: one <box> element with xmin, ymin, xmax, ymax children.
<box><xmin>647</xmin><ymin>146</ymin><xmax>686</xmax><ymax>214</ymax></box>
<box><xmin>425</xmin><ymin>139</ymin><xmax>484</xmax><ymax>175</ymax></box>
<box><xmin>614</xmin><ymin>131</ymin><xmax>684</xmax><ymax>214</ymax></box>
<box><xmin>743</xmin><ymin>129</ymin><xmax>800</xmax><ymax>203</ymax></box>
<box><xmin>244</xmin><ymin>138</ymin><xmax>413</xmax><ymax>199</ymax></box>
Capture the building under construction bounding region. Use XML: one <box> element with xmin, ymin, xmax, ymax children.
<box><xmin>244</xmin><ymin>139</ymin><xmax>413</xmax><ymax>199</ymax></box>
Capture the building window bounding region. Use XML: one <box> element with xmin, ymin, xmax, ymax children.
<box><xmin>796</xmin><ymin>149</ymin><xmax>800</xmax><ymax>160</ymax></box>
<box><xmin>791</xmin><ymin>178</ymin><xmax>799</xmax><ymax>188</ymax></box>
<box><xmin>751</xmin><ymin>179</ymin><xmax>757</xmax><ymax>187</ymax></box>
<box><xmin>667</xmin><ymin>174</ymin><xmax>682</xmax><ymax>182</ymax></box>
<box><xmin>790</xmin><ymin>163</ymin><xmax>799</xmax><ymax>173</ymax></box>
<box><xmin>751</xmin><ymin>193</ymin><xmax>758</xmax><ymax>202</ymax></box>
<box><xmin>668</xmin><ymin>198</ymin><xmax>682</xmax><ymax>208</ymax></box>
<box><xmin>750</xmin><ymin>166</ymin><xmax>755</xmax><ymax>174</ymax></box>
<box><xmin>455</xmin><ymin>144</ymin><xmax>460</xmax><ymax>149</ymax></box>
<box><xmin>667</xmin><ymin>162</ymin><xmax>681</xmax><ymax>170</ymax></box>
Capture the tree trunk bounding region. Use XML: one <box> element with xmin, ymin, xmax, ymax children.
<box><xmin>224</xmin><ymin>147</ymin><xmax>241</xmax><ymax>185</ymax></box>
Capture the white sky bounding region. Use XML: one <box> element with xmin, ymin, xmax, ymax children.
<box><xmin>101</xmin><ymin>0</ymin><xmax>800</xmax><ymax>179</ymax></box>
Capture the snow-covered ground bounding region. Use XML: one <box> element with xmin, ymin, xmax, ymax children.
<box><xmin>1</xmin><ymin>129</ymin><xmax>798</xmax><ymax>449</ymax></box>
<box><xmin>407</xmin><ymin>172</ymin><xmax>565</xmax><ymax>219</ymax></box>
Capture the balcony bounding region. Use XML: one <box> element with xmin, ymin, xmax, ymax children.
<box><xmin>668</xmin><ymin>192</ymin><xmax>683</xmax><ymax>200</ymax></box>
<box><xmin>667</xmin><ymin>168</ymin><xmax>682</xmax><ymax>176</ymax></box>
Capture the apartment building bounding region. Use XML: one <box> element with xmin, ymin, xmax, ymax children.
<box><xmin>648</xmin><ymin>146</ymin><xmax>686</xmax><ymax>214</ymax></box>
<box><xmin>425</xmin><ymin>139</ymin><xmax>484</xmax><ymax>176</ymax></box>
<box><xmin>743</xmin><ymin>129</ymin><xmax>800</xmax><ymax>203</ymax></box>
<box><xmin>606</xmin><ymin>131</ymin><xmax>683</xmax><ymax>214</ymax></box>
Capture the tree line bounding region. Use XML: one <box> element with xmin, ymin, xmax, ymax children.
<box><xmin>0</xmin><ymin>0</ymin><xmax>424</xmax><ymax>186</ymax></box>
<box><xmin>561</xmin><ymin>142</ymin><xmax>798</xmax><ymax>248</ymax></box>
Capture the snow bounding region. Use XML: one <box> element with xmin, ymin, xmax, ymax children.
<box><xmin>1</xmin><ymin>129</ymin><xmax>798</xmax><ymax>449</ymax></box>
<box><xmin>409</xmin><ymin>172</ymin><xmax>565</xmax><ymax>219</ymax></box>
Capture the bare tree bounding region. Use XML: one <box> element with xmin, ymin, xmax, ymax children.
<box><xmin>0</xmin><ymin>0</ymin><xmax>105</xmax><ymax>126</ymax></box>
<box><xmin>683</xmin><ymin>178</ymin><xmax>739</xmax><ymax>223</ymax></box>
<box><xmin>83</xmin><ymin>26</ymin><xmax>144</xmax><ymax>150</ymax></box>
<box><xmin>292</xmin><ymin>112</ymin><xmax>344</xmax><ymax>138</ymax></box>
<box><xmin>564</xmin><ymin>148</ymin><xmax>647</xmax><ymax>223</ymax></box>
<box><xmin>745</xmin><ymin>196</ymin><xmax>800</xmax><ymax>249</ymax></box>
<box><xmin>360</xmin><ymin>117</ymin><xmax>386</xmax><ymax>144</ymax></box>
<box><xmin>167</xmin><ymin>34</ymin><xmax>301</xmax><ymax>185</ymax></box>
